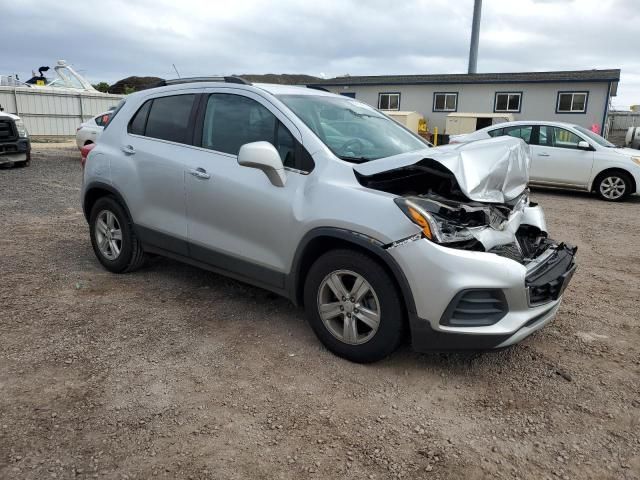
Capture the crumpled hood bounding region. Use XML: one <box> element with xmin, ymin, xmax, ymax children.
<box><xmin>354</xmin><ymin>136</ymin><xmax>531</xmax><ymax>203</ymax></box>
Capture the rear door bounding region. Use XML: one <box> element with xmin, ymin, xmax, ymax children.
<box><xmin>118</xmin><ymin>93</ymin><xmax>198</xmax><ymax>255</ymax></box>
<box><xmin>530</xmin><ymin>125</ymin><xmax>594</xmax><ymax>186</ymax></box>
<box><xmin>183</xmin><ymin>90</ymin><xmax>314</xmax><ymax>289</ymax></box>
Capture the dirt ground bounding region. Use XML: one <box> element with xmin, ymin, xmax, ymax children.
<box><xmin>1</xmin><ymin>145</ymin><xmax>639</xmax><ymax>480</ymax></box>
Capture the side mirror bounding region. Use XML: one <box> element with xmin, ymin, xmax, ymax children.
<box><xmin>237</xmin><ymin>141</ymin><xmax>287</xmax><ymax>187</ymax></box>
<box><xmin>577</xmin><ymin>140</ymin><xmax>592</xmax><ymax>151</ymax></box>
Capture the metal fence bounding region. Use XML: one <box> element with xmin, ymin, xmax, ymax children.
<box><xmin>0</xmin><ymin>87</ymin><xmax>123</xmax><ymax>136</ymax></box>
<box><xmin>608</xmin><ymin>111</ymin><xmax>640</xmax><ymax>132</ymax></box>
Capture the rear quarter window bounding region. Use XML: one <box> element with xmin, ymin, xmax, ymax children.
<box><xmin>128</xmin><ymin>100</ymin><xmax>152</xmax><ymax>136</ymax></box>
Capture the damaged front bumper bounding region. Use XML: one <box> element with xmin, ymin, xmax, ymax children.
<box><xmin>387</xmin><ymin>226</ymin><xmax>577</xmax><ymax>351</ymax></box>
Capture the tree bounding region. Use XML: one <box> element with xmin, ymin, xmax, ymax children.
<box><xmin>92</xmin><ymin>82</ymin><xmax>110</xmax><ymax>93</ymax></box>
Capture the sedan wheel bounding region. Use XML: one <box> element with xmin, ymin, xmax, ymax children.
<box><xmin>598</xmin><ymin>175</ymin><xmax>629</xmax><ymax>201</ymax></box>
<box><xmin>317</xmin><ymin>270</ymin><xmax>381</xmax><ymax>345</ymax></box>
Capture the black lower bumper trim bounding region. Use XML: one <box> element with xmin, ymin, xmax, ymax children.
<box><xmin>409</xmin><ymin>305</ymin><xmax>556</xmax><ymax>352</ymax></box>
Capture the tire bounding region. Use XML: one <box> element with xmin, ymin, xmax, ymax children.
<box><xmin>15</xmin><ymin>159</ymin><xmax>30</xmax><ymax>168</ymax></box>
<box><xmin>303</xmin><ymin>249</ymin><xmax>405</xmax><ymax>363</ymax></box>
<box><xmin>595</xmin><ymin>171</ymin><xmax>633</xmax><ymax>202</ymax></box>
<box><xmin>89</xmin><ymin>196</ymin><xmax>145</xmax><ymax>273</ymax></box>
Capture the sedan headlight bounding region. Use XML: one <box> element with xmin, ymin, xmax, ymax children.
<box><xmin>631</xmin><ymin>156</ymin><xmax>640</xmax><ymax>166</ymax></box>
<box><xmin>14</xmin><ymin>119</ymin><xmax>28</xmax><ymax>138</ymax></box>
<box><xmin>394</xmin><ymin>197</ymin><xmax>477</xmax><ymax>244</ymax></box>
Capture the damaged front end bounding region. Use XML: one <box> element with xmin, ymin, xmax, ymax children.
<box><xmin>355</xmin><ymin>137</ymin><xmax>576</xmax><ymax>269</ymax></box>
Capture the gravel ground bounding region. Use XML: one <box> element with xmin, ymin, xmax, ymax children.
<box><xmin>1</xmin><ymin>145</ymin><xmax>639</xmax><ymax>480</ymax></box>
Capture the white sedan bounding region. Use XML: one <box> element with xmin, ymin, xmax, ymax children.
<box><xmin>450</xmin><ymin>121</ymin><xmax>640</xmax><ymax>201</ymax></box>
<box><xmin>76</xmin><ymin>111</ymin><xmax>111</xmax><ymax>149</ymax></box>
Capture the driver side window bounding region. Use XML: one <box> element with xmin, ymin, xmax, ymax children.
<box><xmin>538</xmin><ymin>126</ymin><xmax>582</xmax><ymax>149</ymax></box>
<box><xmin>201</xmin><ymin>93</ymin><xmax>314</xmax><ymax>172</ymax></box>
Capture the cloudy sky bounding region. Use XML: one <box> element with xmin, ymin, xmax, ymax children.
<box><xmin>3</xmin><ymin>0</ymin><xmax>637</xmax><ymax>108</ymax></box>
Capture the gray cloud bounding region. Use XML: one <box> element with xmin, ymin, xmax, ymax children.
<box><xmin>3</xmin><ymin>0</ymin><xmax>637</xmax><ymax>108</ymax></box>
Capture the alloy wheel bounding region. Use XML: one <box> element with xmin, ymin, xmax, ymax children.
<box><xmin>599</xmin><ymin>176</ymin><xmax>626</xmax><ymax>200</ymax></box>
<box><xmin>94</xmin><ymin>210</ymin><xmax>123</xmax><ymax>260</ymax></box>
<box><xmin>317</xmin><ymin>269</ymin><xmax>381</xmax><ymax>345</ymax></box>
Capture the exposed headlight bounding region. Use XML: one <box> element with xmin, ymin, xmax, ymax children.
<box><xmin>631</xmin><ymin>156</ymin><xmax>640</xmax><ymax>166</ymax></box>
<box><xmin>14</xmin><ymin>119</ymin><xmax>28</xmax><ymax>138</ymax></box>
<box><xmin>394</xmin><ymin>197</ymin><xmax>477</xmax><ymax>244</ymax></box>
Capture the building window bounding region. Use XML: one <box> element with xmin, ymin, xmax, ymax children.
<box><xmin>557</xmin><ymin>91</ymin><xmax>588</xmax><ymax>113</ymax></box>
<box><xmin>378</xmin><ymin>93</ymin><xmax>400</xmax><ymax>110</ymax></box>
<box><xmin>494</xmin><ymin>92</ymin><xmax>522</xmax><ymax>113</ymax></box>
<box><xmin>433</xmin><ymin>92</ymin><xmax>457</xmax><ymax>112</ymax></box>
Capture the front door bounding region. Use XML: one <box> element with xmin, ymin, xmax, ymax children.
<box><xmin>183</xmin><ymin>90</ymin><xmax>313</xmax><ymax>290</ymax></box>
<box><xmin>529</xmin><ymin>125</ymin><xmax>594</xmax><ymax>186</ymax></box>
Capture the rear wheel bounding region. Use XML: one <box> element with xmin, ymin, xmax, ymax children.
<box><xmin>89</xmin><ymin>196</ymin><xmax>145</xmax><ymax>273</ymax></box>
<box><xmin>303</xmin><ymin>249</ymin><xmax>405</xmax><ymax>363</ymax></box>
<box><xmin>595</xmin><ymin>172</ymin><xmax>632</xmax><ymax>201</ymax></box>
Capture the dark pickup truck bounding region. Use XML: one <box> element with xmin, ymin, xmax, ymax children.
<box><xmin>0</xmin><ymin>110</ymin><xmax>31</xmax><ymax>167</ymax></box>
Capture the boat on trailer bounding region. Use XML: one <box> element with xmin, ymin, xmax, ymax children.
<box><xmin>0</xmin><ymin>60</ymin><xmax>123</xmax><ymax>137</ymax></box>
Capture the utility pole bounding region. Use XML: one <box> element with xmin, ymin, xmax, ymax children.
<box><xmin>467</xmin><ymin>0</ymin><xmax>482</xmax><ymax>74</ymax></box>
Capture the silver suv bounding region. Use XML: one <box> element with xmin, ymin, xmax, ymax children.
<box><xmin>81</xmin><ymin>77</ymin><xmax>576</xmax><ymax>363</ymax></box>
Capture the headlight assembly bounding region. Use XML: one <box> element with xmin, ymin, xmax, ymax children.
<box><xmin>394</xmin><ymin>197</ymin><xmax>477</xmax><ymax>244</ymax></box>
<box><xmin>14</xmin><ymin>119</ymin><xmax>29</xmax><ymax>138</ymax></box>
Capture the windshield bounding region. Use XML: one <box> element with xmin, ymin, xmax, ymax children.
<box><xmin>277</xmin><ymin>94</ymin><xmax>429</xmax><ymax>162</ymax></box>
<box><xmin>573</xmin><ymin>125</ymin><xmax>615</xmax><ymax>147</ymax></box>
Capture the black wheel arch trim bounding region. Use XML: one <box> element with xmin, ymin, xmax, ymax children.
<box><xmin>83</xmin><ymin>181</ymin><xmax>134</xmax><ymax>223</ymax></box>
<box><xmin>286</xmin><ymin>227</ymin><xmax>417</xmax><ymax>316</ymax></box>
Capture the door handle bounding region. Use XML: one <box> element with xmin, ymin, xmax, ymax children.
<box><xmin>189</xmin><ymin>167</ymin><xmax>211</xmax><ymax>180</ymax></box>
<box><xmin>537</xmin><ymin>153</ymin><xmax>550</xmax><ymax>157</ymax></box>
<box><xmin>121</xmin><ymin>144</ymin><xmax>136</xmax><ymax>155</ymax></box>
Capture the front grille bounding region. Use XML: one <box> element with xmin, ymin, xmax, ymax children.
<box><xmin>440</xmin><ymin>289</ymin><xmax>507</xmax><ymax>327</ymax></box>
<box><xmin>0</xmin><ymin>119</ymin><xmax>17</xmax><ymax>142</ymax></box>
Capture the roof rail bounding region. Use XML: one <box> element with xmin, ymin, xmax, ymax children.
<box><xmin>159</xmin><ymin>76</ymin><xmax>252</xmax><ymax>86</ymax></box>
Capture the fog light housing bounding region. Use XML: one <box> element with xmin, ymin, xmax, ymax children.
<box><xmin>440</xmin><ymin>289</ymin><xmax>507</xmax><ymax>327</ymax></box>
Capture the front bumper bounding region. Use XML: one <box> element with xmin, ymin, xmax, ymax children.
<box><xmin>0</xmin><ymin>138</ymin><xmax>31</xmax><ymax>164</ymax></box>
<box><xmin>388</xmin><ymin>237</ymin><xmax>576</xmax><ymax>351</ymax></box>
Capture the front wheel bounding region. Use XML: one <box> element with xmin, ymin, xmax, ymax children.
<box><xmin>596</xmin><ymin>172</ymin><xmax>632</xmax><ymax>201</ymax></box>
<box><xmin>303</xmin><ymin>249</ymin><xmax>405</xmax><ymax>363</ymax></box>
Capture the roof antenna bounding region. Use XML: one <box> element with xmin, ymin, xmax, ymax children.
<box><xmin>172</xmin><ymin>64</ymin><xmax>181</xmax><ymax>78</ymax></box>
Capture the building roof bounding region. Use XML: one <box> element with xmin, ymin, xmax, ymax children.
<box><xmin>309</xmin><ymin>69</ymin><xmax>621</xmax><ymax>87</ymax></box>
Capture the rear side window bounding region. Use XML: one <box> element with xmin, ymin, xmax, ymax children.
<box><xmin>145</xmin><ymin>94</ymin><xmax>195</xmax><ymax>144</ymax></box>
<box><xmin>503</xmin><ymin>125</ymin><xmax>533</xmax><ymax>144</ymax></box>
<box><xmin>202</xmin><ymin>93</ymin><xmax>314</xmax><ymax>172</ymax></box>
<box><xmin>94</xmin><ymin>114</ymin><xmax>108</xmax><ymax>127</ymax></box>
<box><xmin>127</xmin><ymin>95</ymin><xmax>195</xmax><ymax>143</ymax></box>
